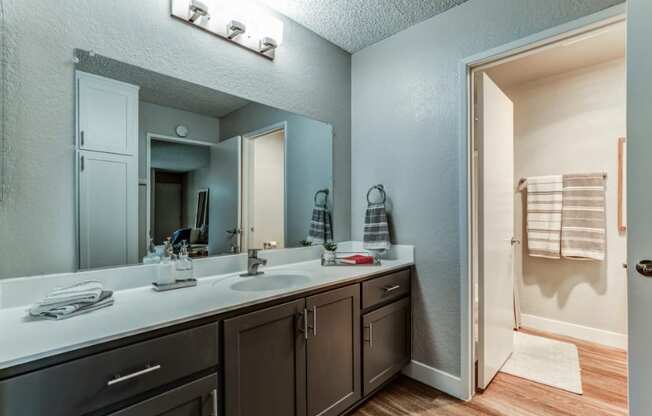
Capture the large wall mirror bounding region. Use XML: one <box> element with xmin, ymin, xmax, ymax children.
<box><xmin>15</xmin><ymin>49</ymin><xmax>333</xmax><ymax>274</ymax></box>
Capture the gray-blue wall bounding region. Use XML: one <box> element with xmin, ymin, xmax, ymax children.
<box><xmin>0</xmin><ymin>0</ymin><xmax>350</xmax><ymax>279</ymax></box>
<box><xmin>220</xmin><ymin>103</ymin><xmax>333</xmax><ymax>246</ymax></box>
<box><xmin>351</xmin><ymin>0</ymin><xmax>624</xmax><ymax>378</ymax></box>
<box><xmin>139</xmin><ymin>101</ymin><xmax>220</xmax><ymax>179</ymax></box>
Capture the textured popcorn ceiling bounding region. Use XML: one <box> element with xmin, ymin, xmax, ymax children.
<box><xmin>258</xmin><ymin>0</ymin><xmax>471</xmax><ymax>53</ymax></box>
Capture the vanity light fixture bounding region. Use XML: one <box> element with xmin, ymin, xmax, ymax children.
<box><xmin>226</xmin><ymin>20</ymin><xmax>246</xmax><ymax>39</ymax></box>
<box><xmin>188</xmin><ymin>0</ymin><xmax>210</xmax><ymax>23</ymax></box>
<box><xmin>259</xmin><ymin>37</ymin><xmax>278</xmax><ymax>54</ymax></box>
<box><xmin>171</xmin><ymin>0</ymin><xmax>284</xmax><ymax>60</ymax></box>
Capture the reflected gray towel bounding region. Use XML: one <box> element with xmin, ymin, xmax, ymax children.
<box><xmin>561</xmin><ymin>173</ymin><xmax>606</xmax><ymax>261</ymax></box>
<box><xmin>29</xmin><ymin>290</ymin><xmax>114</xmax><ymax>320</ymax></box>
<box><xmin>307</xmin><ymin>205</ymin><xmax>333</xmax><ymax>244</ymax></box>
<box><xmin>363</xmin><ymin>203</ymin><xmax>390</xmax><ymax>251</ymax></box>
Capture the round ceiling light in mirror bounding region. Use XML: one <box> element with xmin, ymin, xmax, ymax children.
<box><xmin>175</xmin><ymin>125</ymin><xmax>189</xmax><ymax>138</ymax></box>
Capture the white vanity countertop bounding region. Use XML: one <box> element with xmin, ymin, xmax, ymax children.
<box><xmin>0</xmin><ymin>257</ymin><xmax>413</xmax><ymax>371</ymax></box>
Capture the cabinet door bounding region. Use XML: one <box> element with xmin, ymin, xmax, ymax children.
<box><xmin>77</xmin><ymin>71</ymin><xmax>139</xmax><ymax>155</ymax></box>
<box><xmin>362</xmin><ymin>297</ymin><xmax>411</xmax><ymax>396</ymax></box>
<box><xmin>109</xmin><ymin>374</ymin><xmax>217</xmax><ymax>416</ymax></box>
<box><xmin>306</xmin><ymin>285</ymin><xmax>361</xmax><ymax>416</ymax></box>
<box><xmin>79</xmin><ymin>150</ymin><xmax>138</xmax><ymax>269</ymax></box>
<box><xmin>224</xmin><ymin>299</ymin><xmax>307</xmax><ymax>416</ymax></box>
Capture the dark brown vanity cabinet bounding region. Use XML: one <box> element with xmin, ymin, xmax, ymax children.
<box><xmin>109</xmin><ymin>374</ymin><xmax>218</xmax><ymax>416</ymax></box>
<box><xmin>224</xmin><ymin>285</ymin><xmax>361</xmax><ymax>416</ymax></box>
<box><xmin>362</xmin><ymin>297</ymin><xmax>411</xmax><ymax>396</ymax></box>
<box><xmin>306</xmin><ymin>285</ymin><xmax>361</xmax><ymax>416</ymax></box>
<box><xmin>0</xmin><ymin>322</ymin><xmax>219</xmax><ymax>416</ymax></box>
<box><xmin>224</xmin><ymin>299</ymin><xmax>307</xmax><ymax>416</ymax></box>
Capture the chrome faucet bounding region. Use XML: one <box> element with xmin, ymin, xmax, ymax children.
<box><xmin>241</xmin><ymin>249</ymin><xmax>267</xmax><ymax>276</ymax></box>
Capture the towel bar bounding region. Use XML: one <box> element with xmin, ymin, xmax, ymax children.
<box><xmin>517</xmin><ymin>173</ymin><xmax>607</xmax><ymax>192</ymax></box>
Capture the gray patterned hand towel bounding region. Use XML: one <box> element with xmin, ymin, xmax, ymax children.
<box><xmin>363</xmin><ymin>203</ymin><xmax>391</xmax><ymax>251</ymax></box>
<box><xmin>561</xmin><ymin>173</ymin><xmax>606</xmax><ymax>261</ymax></box>
<box><xmin>307</xmin><ymin>204</ymin><xmax>333</xmax><ymax>244</ymax></box>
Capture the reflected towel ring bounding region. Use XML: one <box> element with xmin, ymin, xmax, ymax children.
<box><xmin>366</xmin><ymin>184</ymin><xmax>386</xmax><ymax>204</ymax></box>
<box><xmin>314</xmin><ymin>189</ymin><xmax>329</xmax><ymax>205</ymax></box>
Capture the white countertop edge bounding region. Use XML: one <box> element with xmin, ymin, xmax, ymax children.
<box><xmin>0</xmin><ymin>258</ymin><xmax>413</xmax><ymax>371</ymax></box>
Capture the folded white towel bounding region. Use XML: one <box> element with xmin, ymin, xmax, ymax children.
<box><xmin>28</xmin><ymin>281</ymin><xmax>110</xmax><ymax>319</ymax></box>
<box><xmin>37</xmin><ymin>281</ymin><xmax>104</xmax><ymax>308</ymax></box>
<box><xmin>30</xmin><ymin>291</ymin><xmax>114</xmax><ymax>320</ymax></box>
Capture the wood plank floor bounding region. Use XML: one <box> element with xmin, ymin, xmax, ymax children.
<box><xmin>352</xmin><ymin>328</ymin><xmax>628</xmax><ymax>416</ymax></box>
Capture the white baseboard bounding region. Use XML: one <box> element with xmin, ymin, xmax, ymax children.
<box><xmin>521</xmin><ymin>314</ymin><xmax>627</xmax><ymax>350</ymax></box>
<box><xmin>402</xmin><ymin>360</ymin><xmax>469</xmax><ymax>400</ymax></box>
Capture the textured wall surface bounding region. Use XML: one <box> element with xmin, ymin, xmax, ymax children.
<box><xmin>220</xmin><ymin>102</ymin><xmax>333</xmax><ymax>246</ymax></box>
<box><xmin>0</xmin><ymin>0</ymin><xmax>350</xmax><ymax>279</ymax></box>
<box><xmin>352</xmin><ymin>0</ymin><xmax>624</xmax><ymax>376</ymax></box>
<box><xmin>511</xmin><ymin>59</ymin><xmax>627</xmax><ymax>336</ymax></box>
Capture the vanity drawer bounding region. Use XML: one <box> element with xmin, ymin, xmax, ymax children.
<box><xmin>0</xmin><ymin>322</ymin><xmax>219</xmax><ymax>416</ymax></box>
<box><xmin>362</xmin><ymin>269</ymin><xmax>410</xmax><ymax>309</ymax></box>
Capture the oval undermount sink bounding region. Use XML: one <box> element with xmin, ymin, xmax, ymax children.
<box><xmin>230</xmin><ymin>273</ymin><xmax>311</xmax><ymax>292</ymax></box>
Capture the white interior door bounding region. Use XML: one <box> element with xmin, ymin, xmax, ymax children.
<box><xmin>476</xmin><ymin>72</ymin><xmax>515</xmax><ymax>390</ymax></box>
<box><xmin>627</xmin><ymin>2</ymin><xmax>652</xmax><ymax>412</ymax></box>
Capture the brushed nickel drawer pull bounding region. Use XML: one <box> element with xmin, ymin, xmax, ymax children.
<box><xmin>312</xmin><ymin>306</ymin><xmax>317</xmax><ymax>337</ymax></box>
<box><xmin>368</xmin><ymin>323</ymin><xmax>373</xmax><ymax>348</ymax></box>
<box><xmin>210</xmin><ymin>388</ymin><xmax>218</xmax><ymax>416</ymax></box>
<box><xmin>300</xmin><ymin>309</ymin><xmax>309</xmax><ymax>340</ymax></box>
<box><xmin>383</xmin><ymin>284</ymin><xmax>400</xmax><ymax>293</ymax></box>
<box><xmin>107</xmin><ymin>364</ymin><xmax>161</xmax><ymax>386</ymax></box>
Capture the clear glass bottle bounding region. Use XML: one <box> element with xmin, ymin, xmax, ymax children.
<box><xmin>175</xmin><ymin>240</ymin><xmax>194</xmax><ymax>280</ymax></box>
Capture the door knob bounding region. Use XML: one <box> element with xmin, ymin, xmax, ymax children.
<box><xmin>636</xmin><ymin>260</ymin><xmax>652</xmax><ymax>277</ymax></box>
<box><xmin>510</xmin><ymin>237</ymin><xmax>521</xmax><ymax>246</ymax></box>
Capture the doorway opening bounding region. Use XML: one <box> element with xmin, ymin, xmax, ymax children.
<box><xmin>241</xmin><ymin>125</ymin><xmax>286</xmax><ymax>251</ymax></box>
<box><xmin>469</xmin><ymin>17</ymin><xmax>628</xmax><ymax>411</ymax></box>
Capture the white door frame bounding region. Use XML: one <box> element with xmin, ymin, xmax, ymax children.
<box><xmin>240</xmin><ymin>121</ymin><xmax>288</xmax><ymax>251</ymax></box>
<box><xmin>145</xmin><ymin>133</ymin><xmax>216</xmax><ymax>247</ymax></box>
<box><xmin>459</xmin><ymin>5</ymin><xmax>626</xmax><ymax>400</ymax></box>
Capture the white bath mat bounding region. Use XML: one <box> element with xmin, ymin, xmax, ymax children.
<box><xmin>500</xmin><ymin>332</ymin><xmax>583</xmax><ymax>394</ymax></box>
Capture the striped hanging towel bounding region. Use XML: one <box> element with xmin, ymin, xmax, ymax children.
<box><xmin>526</xmin><ymin>175</ymin><xmax>563</xmax><ymax>259</ymax></box>
<box><xmin>561</xmin><ymin>173</ymin><xmax>606</xmax><ymax>261</ymax></box>
<box><xmin>363</xmin><ymin>203</ymin><xmax>391</xmax><ymax>251</ymax></box>
<box><xmin>307</xmin><ymin>204</ymin><xmax>333</xmax><ymax>244</ymax></box>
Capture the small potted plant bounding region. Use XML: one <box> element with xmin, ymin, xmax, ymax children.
<box><xmin>322</xmin><ymin>242</ymin><xmax>338</xmax><ymax>265</ymax></box>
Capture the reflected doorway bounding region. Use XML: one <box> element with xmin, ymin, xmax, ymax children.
<box><xmin>242</xmin><ymin>126</ymin><xmax>286</xmax><ymax>251</ymax></box>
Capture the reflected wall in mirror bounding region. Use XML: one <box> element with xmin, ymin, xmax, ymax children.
<box><xmin>72</xmin><ymin>50</ymin><xmax>333</xmax><ymax>271</ymax></box>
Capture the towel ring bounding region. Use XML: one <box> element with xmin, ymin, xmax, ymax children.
<box><xmin>314</xmin><ymin>189</ymin><xmax>329</xmax><ymax>205</ymax></box>
<box><xmin>366</xmin><ymin>184</ymin><xmax>386</xmax><ymax>204</ymax></box>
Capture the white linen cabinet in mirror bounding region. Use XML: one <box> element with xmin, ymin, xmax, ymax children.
<box><xmin>76</xmin><ymin>71</ymin><xmax>139</xmax><ymax>155</ymax></box>
<box><xmin>76</xmin><ymin>71</ymin><xmax>139</xmax><ymax>269</ymax></box>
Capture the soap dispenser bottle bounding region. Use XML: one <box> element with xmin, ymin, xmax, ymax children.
<box><xmin>156</xmin><ymin>238</ymin><xmax>176</xmax><ymax>285</ymax></box>
<box><xmin>175</xmin><ymin>241</ymin><xmax>194</xmax><ymax>280</ymax></box>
